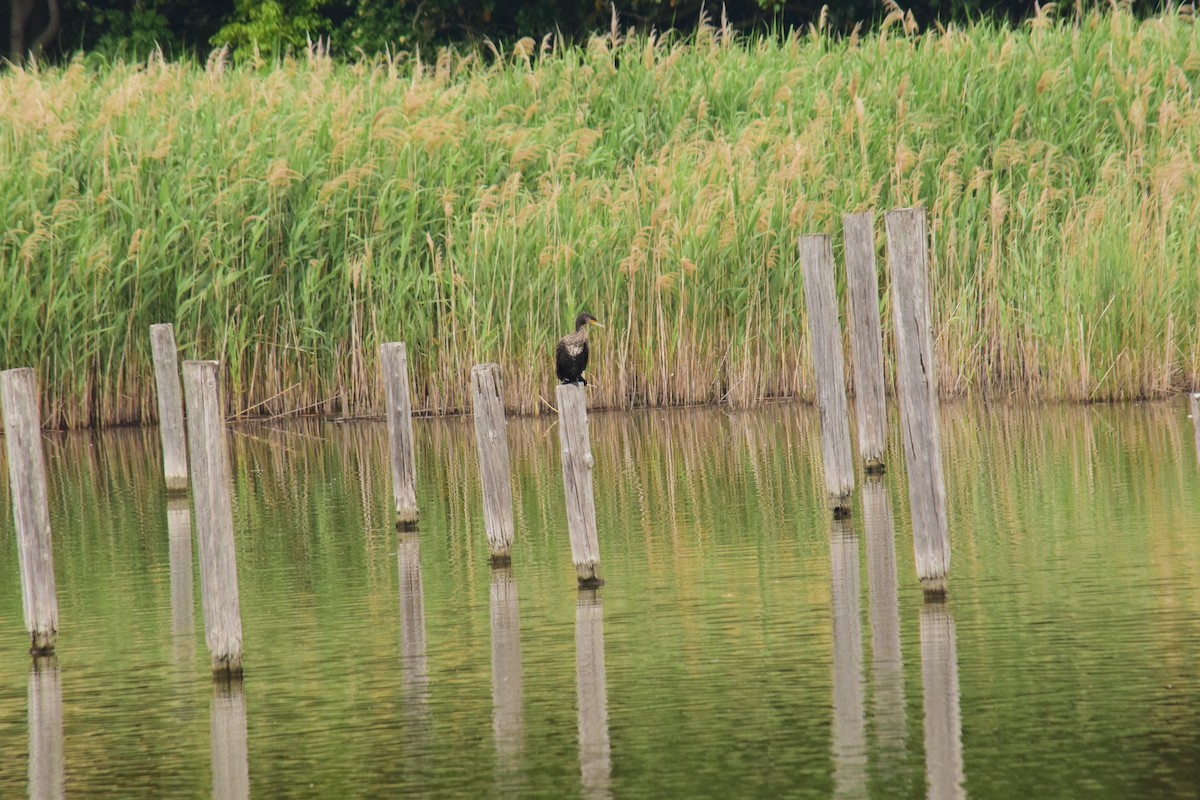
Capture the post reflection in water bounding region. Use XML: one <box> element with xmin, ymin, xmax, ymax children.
<box><xmin>211</xmin><ymin>679</ymin><xmax>249</xmax><ymax>800</ymax></box>
<box><xmin>28</xmin><ymin>657</ymin><xmax>65</xmax><ymax>800</ymax></box>
<box><xmin>398</xmin><ymin>533</ymin><xmax>430</xmax><ymax>715</ymax></box>
<box><xmin>490</xmin><ymin>566</ymin><xmax>524</xmax><ymax>779</ymax></box>
<box><xmin>921</xmin><ymin>600</ymin><xmax>965</xmax><ymax>800</ymax></box>
<box><xmin>862</xmin><ymin>478</ymin><xmax>908</xmax><ymax>773</ymax></box>
<box><xmin>829</xmin><ymin>518</ymin><xmax>867</xmax><ymax>800</ymax></box>
<box><xmin>167</xmin><ymin>497</ymin><xmax>195</xmax><ymax>662</ymax></box>
<box><xmin>576</xmin><ymin>589</ymin><xmax>611</xmax><ymax>800</ymax></box>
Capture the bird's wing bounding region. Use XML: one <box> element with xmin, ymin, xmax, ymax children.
<box><xmin>555</xmin><ymin>338</ymin><xmax>572</xmax><ymax>381</ymax></box>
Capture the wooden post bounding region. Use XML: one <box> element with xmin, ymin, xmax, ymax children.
<box><xmin>862</xmin><ymin>477</ymin><xmax>907</xmax><ymax>768</ymax></box>
<box><xmin>182</xmin><ymin>360</ymin><xmax>243</xmax><ymax>677</ymax></box>
<box><xmin>799</xmin><ymin>234</ymin><xmax>855</xmax><ymax>517</ymax></box>
<box><xmin>1</xmin><ymin>368</ymin><xmax>58</xmax><ymax>655</ymax></box>
<box><xmin>380</xmin><ymin>342</ymin><xmax>419</xmax><ymax>528</ymax></box>
<box><xmin>576</xmin><ymin>589</ymin><xmax>611</xmax><ymax>800</ymax></box>
<box><xmin>28</xmin><ymin>657</ymin><xmax>64</xmax><ymax>800</ymax></box>
<box><xmin>211</xmin><ymin>679</ymin><xmax>250</xmax><ymax>800</ymax></box>
<box><xmin>885</xmin><ymin>207</ymin><xmax>950</xmax><ymax>592</ymax></box>
<box><xmin>843</xmin><ymin>213</ymin><xmax>888</xmax><ymax>474</ymax></box>
<box><xmin>491</xmin><ymin>566</ymin><xmax>524</xmax><ymax>770</ymax></box>
<box><xmin>830</xmin><ymin>518</ymin><xmax>866</xmax><ymax>800</ymax></box>
<box><xmin>920</xmin><ymin>599</ymin><xmax>964</xmax><ymax>800</ymax></box>
<box><xmin>472</xmin><ymin>364</ymin><xmax>515</xmax><ymax>564</ymax></box>
<box><xmin>556</xmin><ymin>384</ymin><xmax>602</xmax><ymax>587</ymax></box>
<box><xmin>1190</xmin><ymin>393</ymin><xmax>1200</xmax><ymax>465</ymax></box>
<box><xmin>150</xmin><ymin>323</ymin><xmax>189</xmax><ymax>492</ymax></box>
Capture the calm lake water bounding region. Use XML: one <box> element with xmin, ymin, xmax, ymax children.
<box><xmin>1</xmin><ymin>402</ymin><xmax>1199</xmax><ymax>798</ymax></box>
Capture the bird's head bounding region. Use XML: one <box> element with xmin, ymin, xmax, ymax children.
<box><xmin>575</xmin><ymin>312</ymin><xmax>604</xmax><ymax>332</ymax></box>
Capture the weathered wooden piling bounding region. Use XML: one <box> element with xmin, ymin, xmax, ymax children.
<box><xmin>182</xmin><ymin>360</ymin><xmax>243</xmax><ymax>677</ymax></box>
<box><xmin>472</xmin><ymin>364</ymin><xmax>515</xmax><ymax>564</ymax></box>
<box><xmin>1</xmin><ymin>368</ymin><xmax>59</xmax><ymax>655</ymax></box>
<box><xmin>920</xmin><ymin>599</ymin><xmax>964</xmax><ymax>800</ymax></box>
<box><xmin>576</xmin><ymin>589</ymin><xmax>611</xmax><ymax>800</ymax></box>
<box><xmin>885</xmin><ymin>207</ymin><xmax>950</xmax><ymax>593</ymax></box>
<box><xmin>843</xmin><ymin>213</ymin><xmax>888</xmax><ymax>474</ymax></box>
<box><xmin>862</xmin><ymin>478</ymin><xmax>907</xmax><ymax>768</ymax></box>
<box><xmin>149</xmin><ymin>323</ymin><xmax>189</xmax><ymax>492</ymax></box>
<box><xmin>1190</xmin><ymin>393</ymin><xmax>1200</xmax><ymax>465</ymax></box>
<box><xmin>211</xmin><ymin>679</ymin><xmax>250</xmax><ymax>800</ymax></box>
<box><xmin>830</xmin><ymin>518</ymin><xmax>866</xmax><ymax>800</ymax></box>
<box><xmin>799</xmin><ymin>234</ymin><xmax>855</xmax><ymax>517</ymax></box>
<box><xmin>490</xmin><ymin>566</ymin><xmax>524</xmax><ymax>769</ymax></box>
<box><xmin>556</xmin><ymin>384</ymin><xmax>602</xmax><ymax>587</ymax></box>
<box><xmin>28</xmin><ymin>657</ymin><xmax>64</xmax><ymax>800</ymax></box>
<box><xmin>380</xmin><ymin>342</ymin><xmax>419</xmax><ymax>528</ymax></box>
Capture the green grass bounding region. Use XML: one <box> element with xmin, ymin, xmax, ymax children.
<box><xmin>2</xmin><ymin>7</ymin><xmax>1199</xmax><ymax>428</ymax></box>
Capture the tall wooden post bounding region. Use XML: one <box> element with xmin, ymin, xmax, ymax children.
<box><xmin>472</xmin><ymin>364</ymin><xmax>515</xmax><ymax>564</ymax></box>
<box><xmin>556</xmin><ymin>384</ymin><xmax>602</xmax><ymax>587</ymax></box>
<box><xmin>843</xmin><ymin>213</ymin><xmax>888</xmax><ymax>473</ymax></box>
<box><xmin>182</xmin><ymin>360</ymin><xmax>243</xmax><ymax>677</ymax></box>
<box><xmin>576</xmin><ymin>589</ymin><xmax>611</xmax><ymax>800</ymax></box>
<box><xmin>799</xmin><ymin>234</ymin><xmax>855</xmax><ymax>517</ymax></box>
<box><xmin>491</xmin><ymin>566</ymin><xmax>524</xmax><ymax>771</ymax></box>
<box><xmin>885</xmin><ymin>207</ymin><xmax>950</xmax><ymax>593</ymax></box>
<box><xmin>1189</xmin><ymin>393</ymin><xmax>1200</xmax><ymax>465</ymax></box>
<box><xmin>830</xmin><ymin>518</ymin><xmax>866</xmax><ymax>800</ymax></box>
<box><xmin>28</xmin><ymin>657</ymin><xmax>64</xmax><ymax>800</ymax></box>
<box><xmin>920</xmin><ymin>600</ymin><xmax>964</xmax><ymax>800</ymax></box>
<box><xmin>150</xmin><ymin>324</ymin><xmax>189</xmax><ymax>492</ymax></box>
<box><xmin>380</xmin><ymin>342</ymin><xmax>419</xmax><ymax>528</ymax></box>
<box><xmin>1</xmin><ymin>368</ymin><xmax>58</xmax><ymax>655</ymax></box>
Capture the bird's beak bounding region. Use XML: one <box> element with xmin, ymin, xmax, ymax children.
<box><xmin>589</xmin><ymin>319</ymin><xmax>605</xmax><ymax>329</ymax></box>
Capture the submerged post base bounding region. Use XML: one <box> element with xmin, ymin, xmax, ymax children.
<box><xmin>577</xmin><ymin>576</ymin><xmax>605</xmax><ymax>590</ymax></box>
<box><xmin>29</xmin><ymin>630</ymin><xmax>56</xmax><ymax>657</ymax></box>
<box><xmin>864</xmin><ymin>461</ymin><xmax>886</xmax><ymax>476</ymax></box>
<box><xmin>212</xmin><ymin>654</ymin><xmax>244</xmax><ymax>678</ymax></box>
<box><xmin>920</xmin><ymin>577</ymin><xmax>948</xmax><ymax>600</ymax></box>
<box><xmin>396</xmin><ymin>518</ymin><xmax>419</xmax><ymax>533</ymax></box>
<box><xmin>832</xmin><ymin>505</ymin><xmax>852</xmax><ymax>520</ymax></box>
<box><xmin>490</xmin><ymin>553</ymin><xmax>512</xmax><ymax>568</ymax></box>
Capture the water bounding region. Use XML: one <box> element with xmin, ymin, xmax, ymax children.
<box><xmin>1</xmin><ymin>402</ymin><xmax>1199</xmax><ymax>798</ymax></box>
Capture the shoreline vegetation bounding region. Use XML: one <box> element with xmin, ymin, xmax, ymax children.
<box><xmin>2</xmin><ymin>6</ymin><xmax>1199</xmax><ymax>430</ymax></box>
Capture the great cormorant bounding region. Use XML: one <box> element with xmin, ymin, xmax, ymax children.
<box><xmin>555</xmin><ymin>312</ymin><xmax>603</xmax><ymax>385</ymax></box>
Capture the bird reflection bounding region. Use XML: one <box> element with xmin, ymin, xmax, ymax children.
<box><xmin>210</xmin><ymin>678</ymin><xmax>249</xmax><ymax>800</ymax></box>
<box><xmin>398</xmin><ymin>533</ymin><xmax>430</xmax><ymax>716</ymax></box>
<box><xmin>921</xmin><ymin>599</ymin><xmax>965</xmax><ymax>800</ymax></box>
<box><xmin>830</xmin><ymin>518</ymin><xmax>866</xmax><ymax>800</ymax></box>
<box><xmin>863</xmin><ymin>478</ymin><xmax>908</xmax><ymax>775</ymax></box>
<box><xmin>491</xmin><ymin>566</ymin><xmax>524</xmax><ymax>788</ymax></box>
<box><xmin>167</xmin><ymin>497</ymin><xmax>195</xmax><ymax>664</ymax></box>
<box><xmin>28</xmin><ymin>656</ymin><xmax>64</xmax><ymax>800</ymax></box>
<box><xmin>576</xmin><ymin>589</ymin><xmax>611</xmax><ymax>800</ymax></box>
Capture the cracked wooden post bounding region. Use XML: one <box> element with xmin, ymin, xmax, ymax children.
<box><xmin>1</xmin><ymin>368</ymin><xmax>58</xmax><ymax>655</ymax></box>
<box><xmin>381</xmin><ymin>342</ymin><xmax>419</xmax><ymax>529</ymax></box>
<box><xmin>885</xmin><ymin>207</ymin><xmax>950</xmax><ymax>594</ymax></box>
<box><xmin>472</xmin><ymin>364</ymin><xmax>514</xmax><ymax>564</ymax></box>
<box><xmin>1189</xmin><ymin>393</ymin><xmax>1200</xmax><ymax>465</ymax></box>
<box><xmin>557</xmin><ymin>384</ymin><xmax>602</xmax><ymax>587</ymax></box>
<box><xmin>182</xmin><ymin>360</ymin><xmax>243</xmax><ymax>677</ymax></box>
<box><xmin>150</xmin><ymin>323</ymin><xmax>189</xmax><ymax>492</ymax></box>
<box><xmin>844</xmin><ymin>213</ymin><xmax>888</xmax><ymax>474</ymax></box>
<box><xmin>799</xmin><ymin>234</ymin><xmax>855</xmax><ymax>518</ymax></box>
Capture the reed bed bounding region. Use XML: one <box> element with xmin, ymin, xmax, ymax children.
<box><xmin>2</xmin><ymin>7</ymin><xmax>1199</xmax><ymax>428</ymax></box>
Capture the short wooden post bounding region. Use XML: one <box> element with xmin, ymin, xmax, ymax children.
<box><xmin>920</xmin><ymin>599</ymin><xmax>964</xmax><ymax>800</ymax></box>
<box><xmin>862</xmin><ymin>478</ymin><xmax>907</xmax><ymax>766</ymax></box>
<box><xmin>885</xmin><ymin>207</ymin><xmax>950</xmax><ymax>593</ymax></box>
<box><xmin>799</xmin><ymin>234</ymin><xmax>855</xmax><ymax>517</ymax></box>
<box><xmin>150</xmin><ymin>323</ymin><xmax>189</xmax><ymax>492</ymax></box>
<box><xmin>556</xmin><ymin>384</ymin><xmax>602</xmax><ymax>587</ymax></box>
<box><xmin>211</xmin><ymin>679</ymin><xmax>249</xmax><ymax>800</ymax></box>
<box><xmin>491</xmin><ymin>566</ymin><xmax>524</xmax><ymax>768</ymax></box>
<box><xmin>830</xmin><ymin>518</ymin><xmax>866</xmax><ymax>799</ymax></box>
<box><xmin>1</xmin><ymin>368</ymin><xmax>58</xmax><ymax>655</ymax></box>
<box><xmin>380</xmin><ymin>342</ymin><xmax>419</xmax><ymax>528</ymax></box>
<box><xmin>182</xmin><ymin>360</ymin><xmax>243</xmax><ymax>677</ymax></box>
<box><xmin>28</xmin><ymin>657</ymin><xmax>64</xmax><ymax>800</ymax></box>
<box><xmin>843</xmin><ymin>213</ymin><xmax>888</xmax><ymax>474</ymax></box>
<box><xmin>472</xmin><ymin>364</ymin><xmax>515</xmax><ymax>564</ymax></box>
<box><xmin>1189</xmin><ymin>393</ymin><xmax>1200</xmax><ymax>465</ymax></box>
<box><xmin>576</xmin><ymin>589</ymin><xmax>611</xmax><ymax>800</ymax></box>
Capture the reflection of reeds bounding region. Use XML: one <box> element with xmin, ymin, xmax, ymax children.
<box><xmin>4</xmin><ymin>7</ymin><xmax>1200</xmax><ymax>430</ymax></box>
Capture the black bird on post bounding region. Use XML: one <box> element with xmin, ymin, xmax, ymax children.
<box><xmin>556</xmin><ymin>313</ymin><xmax>604</xmax><ymax>386</ymax></box>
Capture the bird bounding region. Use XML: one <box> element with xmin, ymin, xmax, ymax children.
<box><xmin>555</xmin><ymin>312</ymin><xmax>604</xmax><ymax>386</ymax></box>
